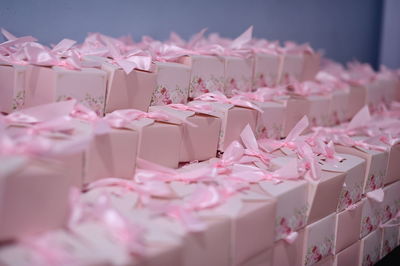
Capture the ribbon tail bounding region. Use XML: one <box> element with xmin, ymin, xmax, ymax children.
<box><xmin>366</xmin><ymin>188</ymin><xmax>384</xmax><ymax>202</ymax></box>
<box><xmin>284</xmin><ymin>231</ymin><xmax>298</xmax><ymax>244</ymax></box>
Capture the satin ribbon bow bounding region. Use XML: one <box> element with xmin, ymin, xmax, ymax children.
<box><xmin>68</xmin><ymin>189</ymin><xmax>146</xmax><ymax>256</ymax></box>
<box><xmin>260</xmin><ymin>116</ymin><xmax>322</xmax><ymax>180</ymax></box>
<box><xmin>104</xmin><ymin>109</ymin><xmax>170</xmax><ymax>128</ymax></box>
<box><xmin>240</xmin><ymin>124</ymin><xmax>270</xmax><ymax>166</ymax></box>
<box><xmin>195</xmin><ymin>91</ymin><xmax>263</xmax><ymax>112</ymax></box>
<box><xmin>167</xmin><ymin>103</ymin><xmax>213</xmax><ymax>113</ymax></box>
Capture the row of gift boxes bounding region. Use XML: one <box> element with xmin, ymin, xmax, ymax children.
<box><xmin>275</xmin><ymin>211</ymin><xmax>400</xmax><ymax>266</ymax></box>
<box><xmin>0</xmin><ymin>51</ymin><xmax>320</xmax><ymax>110</ymax></box>
<box><xmin>1</xmin><ymin>52</ymin><xmax>328</xmax><ymax>114</ymax></box>
<box><xmin>1</xmin><ymin>157</ymin><xmax>399</xmax><ymax>266</ymax></box>
<box><xmin>1</xmin><ymin>59</ymin><xmax>398</xmax><ymax>136</ymax></box>
<box><xmin>4</xmin><ymin>95</ymin><xmax>400</xmax><ymax>189</ymax></box>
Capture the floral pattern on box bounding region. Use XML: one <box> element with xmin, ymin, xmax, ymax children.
<box><xmin>361</xmin><ymin>213</ymin><xmax>380</xmax><ymax>237</ymax></box>
<box><xmin>256</xmin><ymin>123</ymin><xmax>282</xmax><ymax>140</ymax></box>
<box><xmin>275</xmin><ymin>205</ymin><xmax>308</xmax><ymax>241</ymax></box>
<box><xmin>382</xmin><ymin>204</ymin><xmax>397</xmax><ymax>223</ymax></box>
<box><xmin>150</xmin><ymin>84</ymin><xmax>189</xmax><ymax>106</ymax></box>
<box><xmin>12</xmin><ymin>90</ymin><xmax>25</xmax><ymax>111</ymax></box>
<box><xmin>189</xmin><ymin>75</ymin><xmax>224</xmax><ymax>99</ymax></box>
<box><xmin>224</xmin><ymin>76</ymin><xmax>252</xmax><ymax>97</ymax></box>
<box><xmin>362</xmin><ymin>246</ymin><xmax>380</xmax><ymax>266</ymax></box>
<box><xmin>57</xmin><ymin>94</ymin><xmax>105</xmax><ymax>116</ymax></box>
<box><xmin>365</xmin><ymin>171</ymin><xmax>385</xmax><ymax>193</ymax></box>
<box><xmin>304</xmin><ymin>236</ymin><xmax>334</xmax><ymax>266</ymax></box>
<box><xmin>330</xmin><ymin>110</ymin><xmax>342</xmax><ymax>126</ymax></box>
<box><xmin>309</xmin><ymin>113</ymin><xmax>330</xmax><ymax>128</ymax></box>
<box><xmin>253</xmin><ymin>72</ymin><xmax>277</xmax><ymax>88</ymax></box>
<box><xmin>382</xmin><ymin>234</ymin><xmax>397</xmax><ymax>257</ymax></box>
<box><xmin>337</xmin><ymin>182</ymin><xmax>363</xmax><ymax>212</ymax></box>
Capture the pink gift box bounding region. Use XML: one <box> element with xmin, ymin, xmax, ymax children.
<box><xmin>242</xmin><ymin>248</ymin><xmax>273</xmax><ymax>266</ymax></box>
<box><xmin>0</xmin><ymin>156</ymin><xmax>70</xmax><ymax>241</ymax></box>
<box><xmin>258</xmin><ymin>178</ymin><xmax>309</xmax><ymax>242</ymax></box>
<box><xmin>170</xmin><ymin>178</ymin><xmax>276</xmax><ymax>266</ymax></box>
<box><xmin>254</xmin><ymin>101</ymin><xmax>286</xmax><ymax>139</ymax></box>
<box><xmin>84</xmin><ymin>127</ymin><xmax>139</xmax><ymax>184</ymax></box>
<box><xmin>0</xmin><ymin>64</ymin><xmax>27</xmax><ymax>113</ymax></box>
<box><xmin>178</xmin><ymin>55</ymin><xmax>225</xmax><ymax>99</ymax></box>
<box><xmin>199</xmin><ymin>186</ymin><xmax>277</xmax><ymax>266</ymax></box>
<box><xmin>113</xmin><ymin>209</ymin><xmax>184</xmax><ymax>266</ymax></box>
<box><xmin>359</xmin><ymin>228</ymin><xmax>382</xmax><ymax>266</ymax></box>
<box><xmin>381</xmin><ymin>181</ymin><xmax>400</xmax><ymax>223</ymax></box>
<box><xmin>150</xmin><ymin>105</ymin><xmax>221</xmax><ymax>162</ymax></box>
<box><xmin>276</xmin><ymin>96</ymin><xmax>310</xmax><ymax>137</ymax></box>
<box><xmin>318</xmin><ymin>153</ymin><xmax>366</xmax><ymax>212</ymax></box>
<box><xmin>383</xmin><ymin>143</ymin><xmax>400</xmax><ymax>185</ymax></box>
<box><xmin>302</xmin><ymin>213</ymin><xmax>336</xmax><ymax>266</ymax></box>
<box><xmin>7</xmin><ymin>117</ymin><xmax>139</xmax><ymax>188</ymax></box>
<box><xmin>119</xmin><ymin>118</ymin><xmax>182</xmax><ymax>168</ymax></box>
<box><xmin>375</xmin><ymin>74</ymin><xmax>400</xmax><ymax>106</ymax></box>
<box><xmin>334</xmin><ymin>200</ymin><xmax>363</xmax><ymax>253</ymax></box>
<box><xmin>273</xmin><ymin>229</ymin><xmax>306</xmax><ymax>266</ymax></box>
<box><xmin>101</xmin><ymin>62</ymin><xmax>156</xmax><ymax>113</ymax></box>
<box><xmin>305</xmin><ymin>94</ymin><xmax>332</xmax><ymax>128</ymax></box>
<box><xmin>347</xmin><ymin>85</ymin><xmax>367</xmax><ymax>119</ymax></box>
<box><xmin>150</xmin><ymin>62</ymin><xmax>191</xmax><ymax>106</ymax></box>
<box><xmin>365</xmin><ymin>80</ymin><xmax>386</xmax><ymax>113</ymax></box>
<box><xmin>24</xmin><ymin>66</ymin><xmax>107</xmax><ymax>116</ymax></box>
<box><xmin>333</xmin><ymin>240</ymin><xmax>361</xmax><ymax>266</ymax></box>
<box><xmin>360</xmin><ymin>197</ymin><xmax>382</xmax><ymax>238</ymax></box>
<box><xmin>252</xmin><ymin>53</ymin><xmax>283</xmax><ymax>88</ymax></box>
<box><xmin>306</xmin><ymin>168</ymin><xmax>345</xmax><ymax>224</ymax></box>
<box><xmin>190</xmin><ymin>101</ymin><xmax>258</xmax><ymax>152</ymax></box>
<box><xmin>335</xmin><ymin>138</ymin><xmax>389</xmax><ymax>194</ymax></box>
<box><xmin>84</xmin><ymin>189</ymin><xmax>184</xmax><ymax>266</ymax></box>
<box><xmin>280</xmin><ymin>53</ymin><xmax>304</xmax><ymax>83</ymax></box>
<box><xmin>223</xmin><ymin>56</ymin><xmax>254</xmax><ymax>97</ymax></box>
<box><xmin>301</xmin><ymin>53</ymin><xmax>321</xmax><ymax>82</ymax></box>
<box><xmin>381</xmin><ymin>218</ymin><xmax>400</xmax><ymax>258</ymax></box>
<box><xmin>330</xmin><ymin>88</ymin><xmax>350</xmax><ymax>125</ymax></box>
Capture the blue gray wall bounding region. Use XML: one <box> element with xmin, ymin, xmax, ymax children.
<box><xmin>0</xmin><ymin>0</ymin><xmax>384</xmax><ymax>67</ymax></box>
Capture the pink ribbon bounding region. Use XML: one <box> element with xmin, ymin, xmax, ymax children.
<box><xmin>167</xmin><ymin>103</ymin><xmax>213</xmax><ymax>113</ymax></box>
<box><xmin>232</xmin><ymin>87</ymin><xmax>286</xmax><ymax>102</ymax></box>
<box><xmin>68</xmin><ymin>189</ymin><xmax>146</xmax><ymax>256</ymax></box>
<box><xmin>104</xmin><ymin>109</ymin><xmax>171</xmax><ymax>128</ymax></box>
<box><xmin>380</xmin><ymin>211</ymin><xmax>400</xmax><ymax>228</ymax></box>
<box><xmin>259</xmin><ymin>116</ymin><xmax>322</xmax><ymax>180</ymax></box>
<box><xmin>212</xmin><ymin>141</ymin><xmax>245</xmax><ymax>174</ymax></box>
<box><xmin>240</xmin><ymin>124</ymin><xmax>270</xmax><ymax>166</ymax></box>
<box><xmin>230</xmin><ymin>159</ymin><xmax>300</xmax><ymax>183</ymax></box>
<box><xmin>195</xmin><ymin>91</ymin><xmax>263</xmax><ymax>112</ymax></box>
<box><xmin>366</xmin><ymin>188</ymin><xmax>384</xmax><ymax>203</ymax></box>
<box><xmin>20</xmin><ymin>235</ymin><xmax>78</xmax><ymax>266</ymax></box>
<box><xmin>1</xmin><ymin>29</ymin><xmax>83</xmax><ymax>69</ymax></box>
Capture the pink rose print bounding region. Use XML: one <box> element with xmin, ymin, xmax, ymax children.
<box><xmin>194</xmin><ymin>77</ymin><xmax>209</xmax><ymax>94</ymax></box>
<box><xmin>258</xmin><ymin>73</ymin><xmax>269</xmax><ymax>87</ymax></box>
<box><xmin>344</xmin><ymin>191</ymin><xmax>353</xmax><ymax>207</ymax></box>
<box><xmin>160</xmin><ymin>87</ymin><xmax>172</xmax><ymax>105</ymax></box>
<box><xmin>311</xmin><ymin>117</ymin><xmax>317</xmax><ymax>127</ymax></box>
<box><xmin>311</xmin><ymin>246</ymin><xmax>322</xmax><ymax>263</ymax></box>
<box><xmin>259</xmin><ymin>126</ymin><xmax>268</xmax><ymax>139</ymax></box>
<box><xmin>333</xmin><ymin>111</ymin><xmax>340</xmax><ymax>125</ymax></box>
<box><xmin>229</xmin><ymin>78</ymin><xmax>239</xmax><ymax>91</ymax></box>
<box><xmin>365</xmin><ymin>217</ymin><xmax>373</xmax><ymax>234</ymax></box>
<box><xmin>369</xmin><ymin>175</ymin><xmax>377</xmax><ymax>191</ymax></box>
<box><xmin>364</xmin><ymin>254</ymin><xmax>374</xmax><ymax>266</ymax></box>
<box><xmin>383</xmin><ymin>240</ymin><xmax>392</xmax><ymax>256</ymax></box>
<box><xmin>279</xmin><ymin>217</ymin><xmax>292</xmax><ymax>236</ymax></box>
<box><xmin>384</xmin><ymin>205</ymin><xmax>393</xmax><ymax>221</ymax></box>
